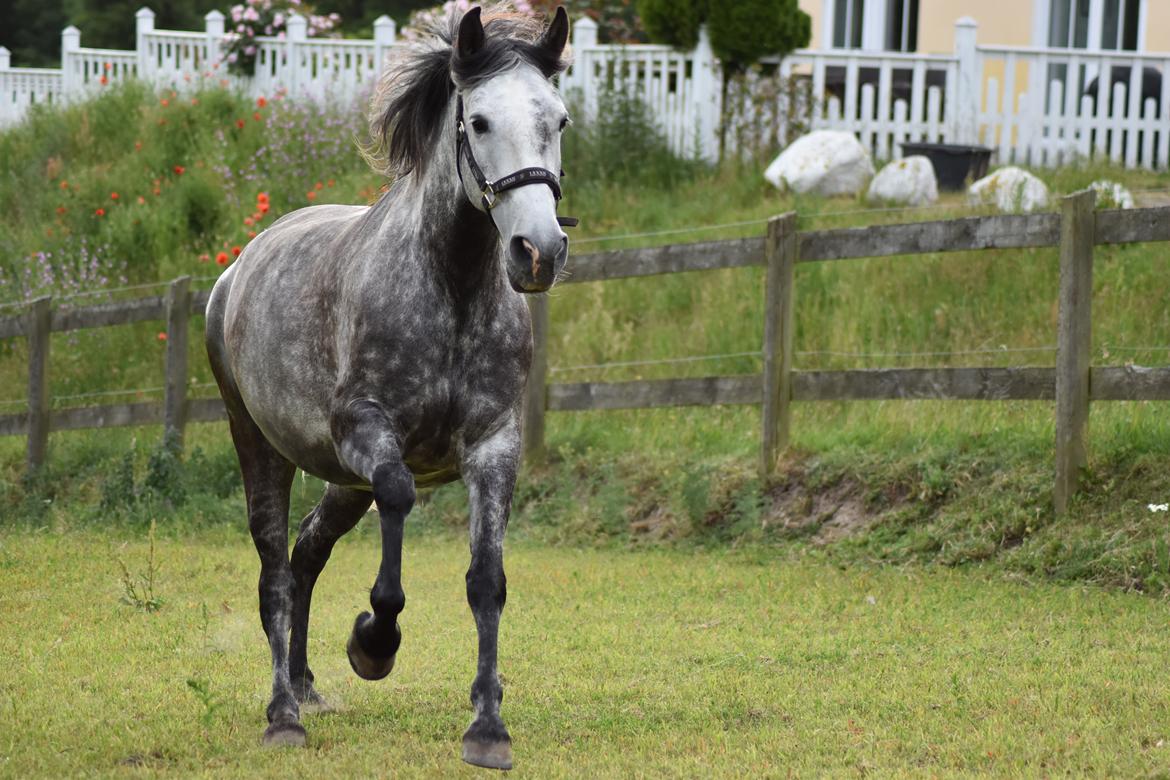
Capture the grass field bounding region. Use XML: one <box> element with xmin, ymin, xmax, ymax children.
<box><xmin>2</xmin><ymin>84</ymin><xmax>1170</xmax><ymax>594</ymax></box>
<box><xmin>3</xmin><ymin>525</ymin><xmax>1170</xmax><ymax>777</ymax></box>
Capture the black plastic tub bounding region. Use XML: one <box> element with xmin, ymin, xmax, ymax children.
<box><xmin>899</xmin><ymin>142</ymin><xmax>993</xmax><ymax>190</ymax></box>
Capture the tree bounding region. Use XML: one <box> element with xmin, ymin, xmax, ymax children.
<box><xmin>636</xmin><ymin>0</ymin><xmax>808</xmax><ymax>70</ymax></box>
<box><xmin>636</xmin><ymin>0</ymin><xmax>809</xmax><ymax>156</ymax></box>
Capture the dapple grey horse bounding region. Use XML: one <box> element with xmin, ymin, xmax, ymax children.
<box><xmin>204</xmin><ymin>5</ymin><xmax>572</xmax><ymax>769</ymax></box>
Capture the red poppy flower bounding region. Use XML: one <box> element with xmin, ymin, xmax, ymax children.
<box><xmin>216</xmin><ymin>251</ymin><xmax>229</xmax><ymax>265</ymax></box>
<box><xmin>253</xmin><ymin>112</ymin><xmax>262</xmax><ymax>122</ymax></box>
<box><xmin>244</xmin><ymin>216</ymin><xmax>254</xmax><ymax>226</ymax></box>
<box><xmin>173</xmin><ymin>165</ymin><xmax>185</xmax><ymax>175</ymax></box>
<box><xmin>256</xmin><ymin>96</ymin><xmax>268</xmax><ymax>108</ymax></box>
<box><xmin>314</xmin><ymin>181</ymin><xmax>323</xmax><ymax>190</ymax></box>
<box><xmin>153</xmin><ymin>188</ymin><xmax>161</xmax><ymax>196</ymax></box>
<box><xmin>94</xmin><ymin>208</ymin><xmax>105</xmax><ymax>217</ymax></box>
<box><xmin>258</xmin><ymin>203</ymin><xmax>269</xmax><ymax>214</ymax></box>
<box><xmin>247</xmin><ymin>230</ymin><xmax>257</xmax><ymax>238</ymax></box>
<box><xmin>103</xmin><ymin>62</ymin><xmax>111</xmax><ymax>71</ymax></box>
<box><xmin>99</xmin><ymin>75</ymin><xmax>108</xmax><ymax>86</ymax></box>
<box><xmin>137</xmin><ymin>196</ymin><xmax>146</xmax><ymax>205</ymax></box>
<box><xmin>256</xmin><ymin>191</ymin><xmax>269</xmax><ymax>202</ymax></box>
<box><xmin>198</xmin><ymin>253</ymin><xmax>210</xmax><ymax>263</ymax></box>
<box><xmin>110</xmin><ymin>192</ymin><xmax>119</xmax><ymax>200</ymax></box>
<box><xmin>306</xmin><ymin>191</ymin><xmax>316</xmax><ymax>201</ymax></box>
<box><xmin>327</xmin><ymin>179</ymin><xmax>335</xmax><ymax>187</ymax></box>
<box><xmin>236</xmin><ymin>119</ymin><xmax>246</xmax><ymax>130</ymax></box>
<box><xmin>59</xmin><ymin>180</ymin><xmax>68</xmax><ymax>190</ymax></box>
<box><xmin>161</xmin><ymin>98</ymin><xmax>169</xmax><ymax>107</ymax></box>
<box><xmin>56</xmin><ymin>206</ymin><xmax>66</xmax><ymax>215</ymax></box>
<box><xmin>231</xmin><ymin>246</ymin><xmax>242</xmax><ymax>257</ymax></box>
<box><xmin>157</xmin><ymin>332</ymin><xmax>168</xmax><ymax>341</ymax></box>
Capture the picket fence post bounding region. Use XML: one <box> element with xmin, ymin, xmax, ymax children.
<box><xmin>691</xmin><ymin>25</ymin><xmax>720</xmax><ymax>163</ymax></box>
<box><xmin>373</xmin><ymin>15</ymin><xmax>397</xmax><ymax>76</ymax></box>
<box><xmin>571</xmin><ymin>17</ymin><xmax>598</xmax><ymax>119</ymax></box>
<box><xmin>163</xmin><ymin>276</ymin><xmax>191</xmax><ymax>450</ymax></box>
<box><xmin>1054</xmin><ymin>189</ymin><xmax>1096</xmax><ymax>515</ymax></box>
<box><xmin>952</xmin><ymin>17</ymin><xmax>979</xmax><ymax>145</ymax></box>
<box><xmin>0</xmin><ymin>46</ymin><xmax>10</xmax><ymax>71</ymax></box>
<box><xmin>26</xmin><ymin>297</ymin><xmax>52</xmax><ymax>471</ymax></box>
<box><xmin>760</xmin><ymin>212</ymin><xmax>798</xmax><ymax>480</ymax></box>
<box><xmin>136</xmin><ymin>7</ymin><xmax>155</xmax><ymax>84</ymax></box>
<box><xmin>286</xmin><ymin>13</ymin><xmax>306</xmax><ymax>95</ymax></box>
<box><xmin>523</xmin><ymin>295</ymin><xmax>549</xmax><ymax>462</ymax></box>
<box><xmin>61</xmin><ymin>26</ymin><xmax>81</xmax><ymax>97</ymax></box>
<box><xmin>204</xmin><ymin>10</ymin><xmax>225</xmax><ymax>74</ymax></box>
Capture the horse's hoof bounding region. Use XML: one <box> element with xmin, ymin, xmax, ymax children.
<box><xmin>462</xmin><ymin>738</ymin><xmax>513</xmax><ymax>770</ymax></box>
<box><xmin>346</xmin><ymin>621</ymin><xmax>397</xmax><ymax>681</ymax></box>
<box><xmin>262</xmin><ymin>721</ymin><xmax>307</xmax><ymax>747</ymax></box>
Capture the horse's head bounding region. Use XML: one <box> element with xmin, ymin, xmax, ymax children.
<box><xmin>452</xmin><ymin>7</ymin><xmax>571</xmax><ymax>293</ymax></box>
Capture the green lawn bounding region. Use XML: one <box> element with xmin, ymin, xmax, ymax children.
<box><xmin>3</xmin><ymin>525</ymin><xmax>1170</xmax><ymax>777</ymax></box>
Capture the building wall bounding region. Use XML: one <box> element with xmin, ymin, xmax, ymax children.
<box><xmin>1146</xmin><ymin>3</ymin><xmax>1170</xmax><ymax>52</ymax></box>
<box><xmin>796</xmin><ymin>0</ymin><xmax>1170</xmax><ymax>54</ymax></box>
<box><xmin>918</xmin><ymin>0</ymin><xmax>1035</xmax><ymax>53</ymax></box>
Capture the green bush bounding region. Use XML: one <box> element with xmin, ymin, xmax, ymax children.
<box><xmin>636</xmin><ymin>0</ymin><xmax>810</xmax><ymax>70</ymax></box>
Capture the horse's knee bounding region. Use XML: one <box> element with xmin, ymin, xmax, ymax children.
<box><xmin>466</xmin><ymin>565</ymin><xmax>506</xmax><ymax>613</ymax></box>
<box><xmin>372</xmin><ymin>462</ymin><xmax>415</xmax><ymax>515</ymax></box>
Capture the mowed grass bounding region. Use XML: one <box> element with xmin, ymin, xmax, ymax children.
<box><xmin>3</xmin><ymin>526</ymin><xmax>1170</xmax><ymax>777</ymax></box>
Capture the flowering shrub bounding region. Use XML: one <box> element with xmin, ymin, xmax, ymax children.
<box><xmin>223</xmin><ymin>0</ymin><xmax>341</xmax><ymax>76</ymax></box>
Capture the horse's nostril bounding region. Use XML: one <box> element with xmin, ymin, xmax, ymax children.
<box><xmin>511</xmin><ymin>236</ymin><xmax>543</xmax><ymax>275</ymax></box>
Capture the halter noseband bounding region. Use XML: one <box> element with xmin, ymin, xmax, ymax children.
<box><xmin>455</xmin><ymin>95</ymin><xmax>579</xmax><ymax>229</ymax></box>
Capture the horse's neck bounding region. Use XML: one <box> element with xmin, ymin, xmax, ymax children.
<box><xmin>392</xmin><ymin>127</ymin><xmax>502</xmax><ymax>301</ymax></box>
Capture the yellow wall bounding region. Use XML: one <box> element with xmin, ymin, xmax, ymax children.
<box><xmin>917</xmin><ymin>1</ymin><xmax>1034</xmax><ymax>53</ymax></box>
<box><xmin>1146</xmin><ymin>3</ymin><xmax>1170</xmax><ymax>52</ymax></box>
<box><xmin>795</xmin><ymin>1</ymin><xmax>1169</xmax><ymax>53</ymax></box>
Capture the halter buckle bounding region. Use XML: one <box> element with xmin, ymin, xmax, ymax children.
<box><xmin>481</xmin><ymin>182</ymin><xmax>497</xmax><ymax>210</ymax></box>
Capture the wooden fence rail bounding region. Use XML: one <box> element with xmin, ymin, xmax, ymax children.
<box><xmin>1</xmin><ymin>194</ymin><xmax>1168</xmax><ymax>512</ymax></box>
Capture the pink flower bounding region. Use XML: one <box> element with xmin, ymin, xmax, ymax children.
<box><xmin>244</xmin><ymin>45</ymin><xmax>256</xmax><ymax>55</ymax></box>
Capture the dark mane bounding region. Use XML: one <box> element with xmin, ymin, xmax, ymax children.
<box><xmin>365</xmin><ymin>5</ymin><xmax>571</xmax><ymax>178</ymax></box>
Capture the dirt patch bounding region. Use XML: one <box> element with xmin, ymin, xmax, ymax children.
<box><xmin>762</xmin><ymin>469</ymin><xmax>902</xmax><ymax>545</ymax></box>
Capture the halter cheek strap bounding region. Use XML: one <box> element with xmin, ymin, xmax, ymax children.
<box><xmin>455</xmin><ymin>95</ymin><xmax>579</xmax><ymax>229</ymax></box>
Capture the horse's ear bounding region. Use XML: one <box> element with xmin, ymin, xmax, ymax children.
<box><xmin>540</xmin><ymin>6</ymin><xmax>569</xmax><ymax>58</ymax></box>
<box><xmin>456</xmin><ymin>7</ymin><xmax>486</xmax><ymax>59</ymax></box>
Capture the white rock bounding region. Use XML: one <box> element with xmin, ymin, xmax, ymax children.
<box><xmin>866</xmin><ymin>156</ymin><xmax>939</xmax><ymax>206</ymax></box>
<box><xmin>764</xmin><ymin>130</ymin><xmax>875</xmax><ymax>197</ymax></box>
<box><xmin>967</xmin><ymin>167</ymin><xmax>1051</xmax><ymax>213</ymax></box>
<box><xmin>1088</xmin><ymin>179</ymin><xmax>1135</xmax><ymax>209</ymax></box>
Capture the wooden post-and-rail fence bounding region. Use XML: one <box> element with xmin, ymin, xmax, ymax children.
<box><xmin>2</xmin><ymin>193</ymin><xmax>1169</xmax><ymax>513</ymax></box>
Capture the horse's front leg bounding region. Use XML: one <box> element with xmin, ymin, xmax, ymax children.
<box><xmin>459</xmin><ymin>422</ymin><xmax>521</xmax><ymax>771</ymax></box>
<box><xmin>332</xmin><ymin>400</ymin><xmax>414</xmax><ymax>681</ymax></box>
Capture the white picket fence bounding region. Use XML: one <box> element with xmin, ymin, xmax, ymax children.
<box><xmin>2</xmin><ymin>9</ymin><xmax>1168</xmax><ymax>170</ymax></box>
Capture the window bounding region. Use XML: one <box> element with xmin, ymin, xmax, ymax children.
<box><xmin>1100</xmin><ymin>0</ymin><xmax>1140</xmax><ymax>50</ymax></box>
<box><xmin>832</xmin><ymin>0</ymin><xmax>865</xmax><ymax>49</ymax></box>
<box><xmin>884</xmin><ymin>0</ymin><xmax>919</xmax><ymax>52</ymax></box>
<box><xmin>1045</xmin><ymin>0</ymin><xmax>1142</xmax><ymax>51</ymax></box>
<box><xmin>829</xmin><ymin>0</ymin><xmax>918</xmax><ymax>51</ymax></box>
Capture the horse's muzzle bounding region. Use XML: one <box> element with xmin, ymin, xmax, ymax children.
<box><xmin>508</xmin><ymin>234</ymin><xmax>567</xmax><ymax>293</ymax></box>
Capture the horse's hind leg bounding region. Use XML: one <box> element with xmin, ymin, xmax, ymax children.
<box><xmin>288</xmin><ymin>484</ymin><xmax>372</xmax><ymax>708</ymax></box>
<box><xmin>225</xmin><ymin>410</ymin><xmax>301</xmax><ymax>745</ymax></box>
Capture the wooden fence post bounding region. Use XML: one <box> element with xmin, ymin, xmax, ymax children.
<box><xmin>26</xmin><ymin>296</ymin><xmax>52</xmax><ymax>471</ymax></box>
<box><xmin>1054</xmin><ymin>190</ymin><xmax>1096</xmax><ymax>515</ymax></box>
<box><xmin>523</xmin><ymin>294</ymin><xmax>549</xmax><ymax>461</ymax></box>
<box><xmin>164</xmin><ymin>276</ymin><xmax>191</xmax><ymax>450</ymax></box>
<box><xmin>760</xmin><ymin>212</ymin><xmax>798</xmax><ymax>480</ymax></box>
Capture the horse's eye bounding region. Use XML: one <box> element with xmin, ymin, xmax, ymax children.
<box><xmin>471</xmin><ymin>118</ymin><xmax>490</xmax><ymax>134</ymax></box>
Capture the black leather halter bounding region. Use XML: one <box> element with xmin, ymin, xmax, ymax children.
<box><xmin>455</xmin><ymin>95</ymin><xmax>579</xmax><ymax>228</ymax></box>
